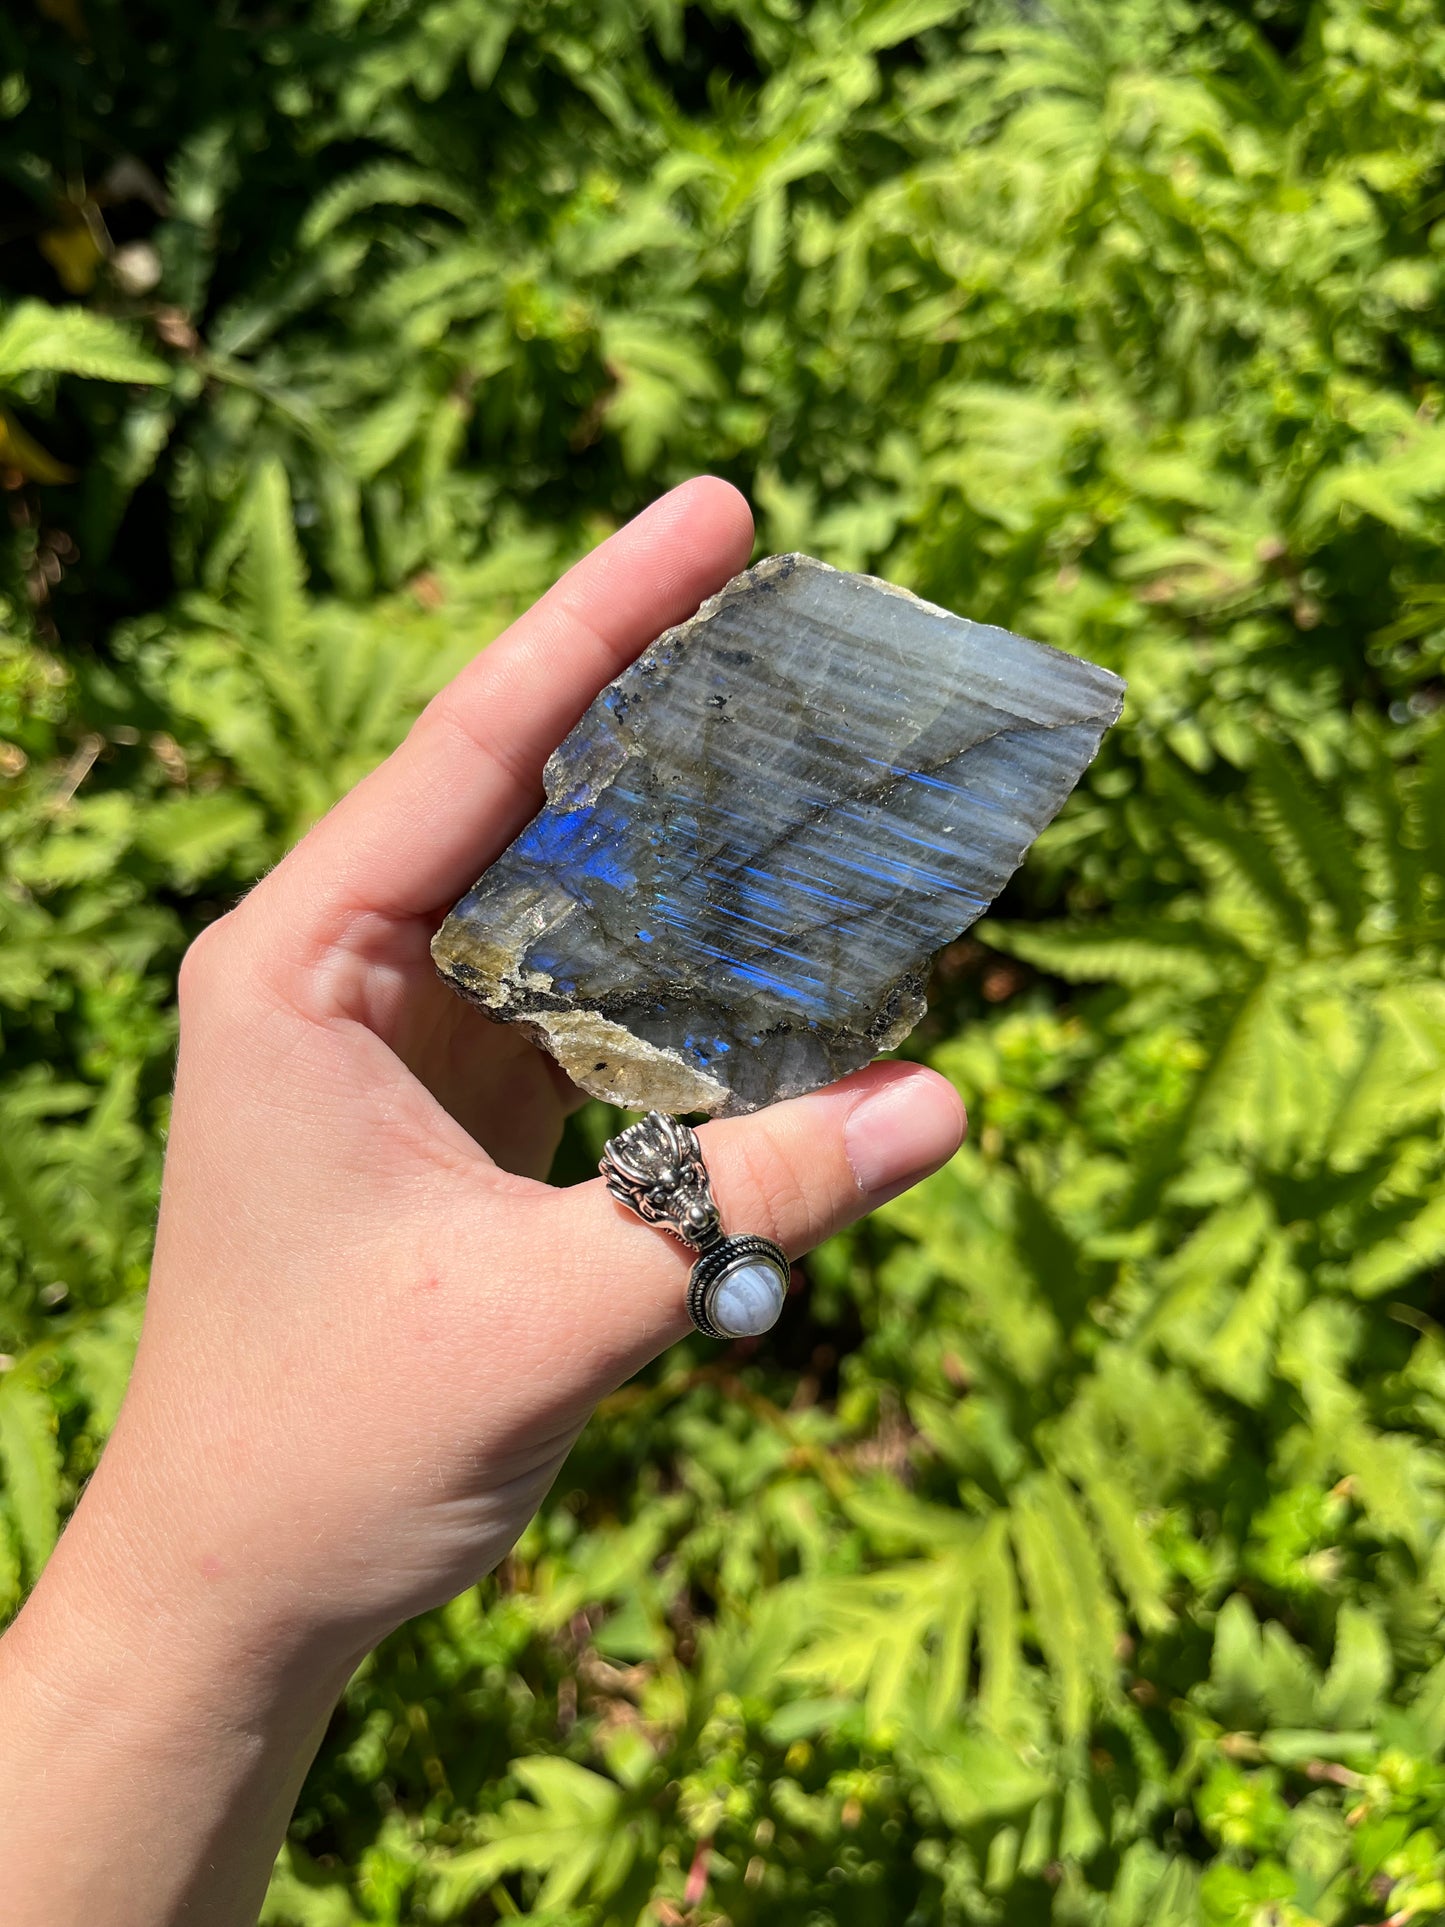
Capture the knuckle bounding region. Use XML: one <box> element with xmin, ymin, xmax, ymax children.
<box><xmin>176</xmin><ymin>917</ymin><xmax>232</xmax><ymax>1009</ymax></box>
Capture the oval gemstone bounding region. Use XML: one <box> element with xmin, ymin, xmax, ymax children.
<box><xmin>710</xmin><ymin>1259</ymin><xmax>786</xmax><ymax>1337</ymax></box>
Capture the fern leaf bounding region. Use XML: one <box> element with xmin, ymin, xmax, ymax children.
<box><xmin>976</xmin><ymin>1514</ymin><xmax>1021</xmax><ymax>1736</ymax></box>
<box><xmin>1318</xmin><ymin>1605</ymin><xmax>1392</xmax><ymax>1729</ymax></box>
<box><xmin>598</xmin><ymin>315</ymin><xmax>724</xmax><ymax>474</ymax></box>
<box><xmin>1258</xmin><ymin>1620</ymin><xmax>1324</xmax><ymax>1727</ymax></box>
<box><xmin>1152</xmin><ymin>756</ymin><xmax>1310</xmax><ymax>953</ymax></box>
<box><xmin>931</xmin><ymin>1573</ymin><xmax>977</xmax><ymax>1731</ymax></box>
<box><xmin>1341</xmin><ymin>1424</ymin><xmax>1439</xmax><ymax>1554</ymax></box>
<box><xmin>342</xmin><ymin>387</ymin><xmax>431</xmax><ymax>483</ymax></box>
<box><xmin>138</xmin><ymin>792</ymin><xmax>267</xmax><ymax>886</ymax></box>
<box><xmin>0</xmin><ymin>301</ymin><xmax>167</xmax><ymax>385</ymax></box>
<box><xmin>1355</xmin><ymin>715</ymin><xmax>1425</xmax><ymax>931</ymax></box>
<box><xmin>0</xmin><ymin>1508</ymin><xmax>22</xmax><ymax>1619</ymax></box>
<box><xmin>987</xmin><ymin>917</ymin><xmax>1231</xmax><ymax>990</ymax></box>
<box><xmin>299</xmin><ymin>164</ymin><xmax>477</xmax><ymax>248</ymax></box>
<box><xmin>208</xmin><ymin>237</ymin><xmax>368</xmax><ymax>362</ymax></box>
<box><xmin>1061</xmin><ymin>1768</ymin><xmax>1104</xmax><ymax>1861</ymax></box>
<box><xmin>1186</xmin><ymin>970</ymin><xmax>1283</xmax><ymax>1155</ymax></box>
<box><xmin>985</xmin><ymin>1824</ymin><xmax>1020</xmax><ymax>1892</ymax></box>
<box><xmin>468</xmin><ymin>6</ymin><xmax>520</xmax><ymax>87</ymax></box>
<box><xmin>428</xmin><ymin>1758</ymin><xmax>627</xmax><ymax>1915</ymax></box>
<box><xmin>1018</xmin><ymin>1787</ymin><xmax>1058</xmax><ymax>1876</ymax></box>
<box><xmin>1107</xmin><ymin>1841</ymin><xmax>1203</xmax><ymax>1927</ymax></box>
<box><xmin>66</xmin><ymin>1304</ymin><xmax>143</xmax><ymax>1437</ymax></box>
<box><xmin>1322</xmin><ymin>991</ymin><xmax>1440</xmax><ymax>1172</ymax></box>
<box><xmin>1413</xmin><ymin>722</ymin><xmax>1445</xmax><ymax>896</ymax></box>
<box><xmin>1012</xmin><ymin>1480</ymin><xmax>1091</xmax><ymax>1736</ymax></box>
<box><xmin>0</xmin><ymin>1375</ymin><xmax>62</xmax><ymax>1582</ymax></box>
<box><xmin>259</xmin><ymin>1841</ymin><xmax>366</xmax><ymax>1926</ymax></box>
<box><xmin>1198</xmin><ymin>1234</ymin><xmax>1302</xmax><ymax>1408</ymax></box>
<box><xmin>1348</xmin><ymin>1194</ymin><xmax>1445</xmax><ymax>1297</ymax></box>
<box><xmin>1076</xmin><ymin>1462</ymin><xmax>1172</xmax><ymax>1633</ymax></box>
<box><xmin>0</xmin><ymin>1110</ymin><xmax>85</xmax><ymax>1290</ymax></box>
<box><xmin>782</xmin><ymin>1576</ymin><xmax>915</xmax><ymax>1710</ymax></box>
<box><xmin>864</xmin><ymin>1597</ymin><xmax>928</xmax><ymax>1736</ymax></box>
<box><xmin>1400</xmin><ymin>1655</ymin><xmax>1445</xmax><ymax>1756</ymax></box>
<box><xmin>237</xmin><ymin>460</ymin><xmax>309</xmax><ymax>655</ymax></box>
<box><xmin>1145</xmin><ymin>1192</ymin><xmax>1272</xmax><ymax>1346</ymax></box>
<box><xmin>1302</xmin><ymin>419</ymin><xmax>1445</xmax><ymax>537</ymax></box>
<box><xmin>856</xmin><ymin>0</ymin><xmax>978</xmax><ymax>50</ymax></box>
<box><xmin>11</xmin><ymin>793</ymin><xmax>136</xmax><ymax>890</ymax></box>
<box><xmin>784</xmin><ymin>1542</ymin><xmax>980</xmax><ymax>1735</ymax></box>
<box><xmin>911</xmin><ymin>1731</ymin><xmax>1051</xmax><ymax>1827</ymax></box>
<box><xmin>1209</xmin><ymin>1594</ymin><xmax>1266</xmax><ymax>1729</ymax></box>
<box><xmin>1038</xmin><ymin>1474</ymin><xmax>1123</xmax><ymax>1693</ymax></box>
<box><xmin>1249</xmin><ymin>737</ymin><xmax>1367</xmax><ymax>938</ymax></box>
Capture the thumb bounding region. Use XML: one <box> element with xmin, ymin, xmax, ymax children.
<box><xmin>536</xmin><ymin>1061</ymin><xmax>966</xmax><ymax>1376</ymax></box>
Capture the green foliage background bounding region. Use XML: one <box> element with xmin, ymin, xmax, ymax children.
<box><xmin>3</xmin><ymin>1</ymin><xmax>1445</xmax><ymax>1921</ymax></box>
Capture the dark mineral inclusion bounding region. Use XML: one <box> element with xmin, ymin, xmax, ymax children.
<box><xmin>432</xmin><ymin>554</ymin><xmax>1124</xmax><ymax>1117</ymax></box>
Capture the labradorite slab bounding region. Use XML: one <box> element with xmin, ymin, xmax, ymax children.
<box><xmin>432</xmin><ymin>554</ymin><xmax>1124</xmax><ymax>1117</ymax></box>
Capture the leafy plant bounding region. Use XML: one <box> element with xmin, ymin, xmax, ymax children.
<box><xmin>3</xmin><ymin>1</ymin><xmax>1445</xmax><ymax>1922</ymax></box>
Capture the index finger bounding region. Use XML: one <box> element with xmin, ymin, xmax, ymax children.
<box><xmin>261</xmin><ymin>478</ymin><xmax>753</xmax><ymax>948</ymax></box>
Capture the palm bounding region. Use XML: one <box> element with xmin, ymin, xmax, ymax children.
<box><xmin>387</xmin><ymin>953</ymin><xmax>579</xmax><ymax>1178</ymax></box>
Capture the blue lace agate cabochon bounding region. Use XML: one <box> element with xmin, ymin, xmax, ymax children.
<box><xmin>709</xmin><ymin>1258</ymin><xmax>788</xmax><ymax>1338</ymax></box>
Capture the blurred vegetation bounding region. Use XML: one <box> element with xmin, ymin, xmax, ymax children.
<box><xmin>3</xmin><ymin>0</ymin><xmax>1445</xmax><ymax>1921</ymax></box>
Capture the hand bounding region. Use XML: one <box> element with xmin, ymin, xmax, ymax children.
<box><xmin>0</xmin><ymin>480</ymin><xmax>966</xmax><ymax>1925</ymax></box>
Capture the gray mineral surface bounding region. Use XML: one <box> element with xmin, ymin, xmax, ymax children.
<box><xmin>432</xmin><ymin>554</ymin><xmax>1125</xmax><ymax>1116</ymax></box>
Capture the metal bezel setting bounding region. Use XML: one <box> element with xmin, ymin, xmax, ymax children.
<box><xmin>686</xmin><ymin>1234</ymin><xmax>790</xmax><ymax>1340</ymax></box>
<box><xmin>600</xmin><ymin>1110</ymin><xmax>791</xmax><ymax>1342</ymax></box>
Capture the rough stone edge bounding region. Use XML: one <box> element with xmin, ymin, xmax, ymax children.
<box><xmin>519</xmin><ymin>1010</ymin><xmax>730</xmax><ymax>1116</ymax></box>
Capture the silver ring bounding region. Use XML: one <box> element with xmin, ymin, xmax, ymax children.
<box><xmin>599</xmin><ymin>1112</ymin><xmax>789</xmax><ymax>1340</ymax></box>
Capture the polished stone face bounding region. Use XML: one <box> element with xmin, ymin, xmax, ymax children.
<box><xmin>433</xmin><ymin>554</ymin><xmax>1124</xmax><ymax>1116</ymax></box>
<box><xmin>709</xmin><ymin>1259</ymin><xmax>787</xmax><ymax>1338</ymax></box>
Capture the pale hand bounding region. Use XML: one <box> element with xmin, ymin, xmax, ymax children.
<box><xmin>0</xmin><ymin>481</ymin><xmax>965</xmax><ymax>1925</ymax></box>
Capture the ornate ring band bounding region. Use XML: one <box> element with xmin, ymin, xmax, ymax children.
<box><xmin>599</xmin><ymin>1112</ymin><xmax>789</xmax><ymax>1340</ymax></box>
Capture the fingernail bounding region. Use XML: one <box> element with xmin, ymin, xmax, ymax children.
<box><xmin>844</xmin><ymin>1073</ymin><xmax>966</xmax><ymax>1199</ymax></box>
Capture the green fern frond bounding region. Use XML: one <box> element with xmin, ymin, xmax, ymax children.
<box><xmin>1325</xmin><ymin>983</ymin><xmax>1445</xmax><ymax>1170</ymax></box>
<box><xmin>0</xmin><ymin>1374</ymin><xmax>62</xmax><ymax>1585</ymax></box>
<box><xmin>1143</xmin><ymin>1192</ymin><xmax>1271</xmax><ymax>1347</ymax></box>
<box><xmin>0</xmin><ymin>301</ymin><xmax>168</xmax><ymax>387</ymax></box>
<box><xmin>1248</xmin><ymin>738</ymin><xmax>1368</xmax><ymax>939</ymax></box>
<box><xmin>1074</xmin><ymin>1459</ymin><xmax>1173</xmax><ymax>1634</ymax></box>
<box><xmin>1195</xmin><ymin>1235</ymin><xmax>1303</xmax><ymax>1409</ymax></box>
<box><xmin>976</xmin><ymin>1513</ymin><xmax>1022</xmax><ymax>1736</ymax></box>
<box><xmin>1353</xmin><ymin>715</ymin><xmax>1428</xmax><ymax>932</ymax></box>
<box><xmin>910</xmin><ymin>1728</ymin><xmax>1052</xmax><ymax>1829</ymax></box>
<box><xmin>1348</xmin><ymin>1195</ymin><xmax>1445</xmax><ymax>1298</ymax></box>
<box><xmin>1340</xmin><ymin>1423</ymin><xmax>1442</xmax><ymax>1555</ymax></box>
<box><xmin>1013</xmin><ymin>1475</ymin><xmax>1118</xmax><ymax>1736</ymax></box>
<box><xmin>66</xmin><ymin>1323</ymin><xmax>142</xmax><ymax>1442</ymax></box>
<box><xmin>299</xmin><ymin>163</ymin><xmax>478</xmax><ymax>248</ymax></box>
<box><xmin>0</xmin><ymin>1509</ymin><xmax>21</xmax><ymax>1619</ymax></box>
<box><xmin>427</xmin><ymin>1758</ymin><xmax>630</xmax><ymax>1916</ymax></box>
<box><xmin>1152</xmin><ymin>757</ymin><xmax>1311</xmax><ymax>954</ymax></box>
<box><xmin>237</xmin><ymin>460</ymin><xmax>310</xmax><ymax>656</ymax></box>
<box><xmin>783</xmin><ymin>1542</ymin><xmax>980</xmax><ymax>1735</ymax></box>
<box><xmin>1412</xmin><ymin>721</ymin><xmax>1445</xmax><ymax>904</ymax></box>
<box><xmin>987</xmin><ymin>917</ymin><xmax>1233</xmax><ymax>990</ymax></box>
<box><xmin>1318</xmin><ymin>1605</ymin><xmax>1393</xmax><ymax>1730</ymax></box>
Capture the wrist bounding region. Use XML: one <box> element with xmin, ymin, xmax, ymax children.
<box><xmin>11</xmin><ymin>1404</ymin><xmax>371</xmax><ymax>1717</ymax></box>
<box><xmin>0</xmin><ymin>1421</ymin><xmax>364</xmax><ymax>1927</ymax></box>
